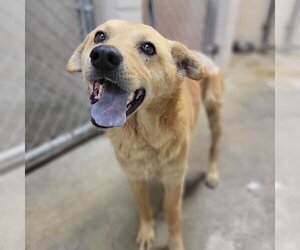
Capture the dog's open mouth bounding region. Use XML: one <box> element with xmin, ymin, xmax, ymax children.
<box><xmin>90</xmin><ymin>79</ymin><xmax>145</xmax><ymax>128</ymax></box>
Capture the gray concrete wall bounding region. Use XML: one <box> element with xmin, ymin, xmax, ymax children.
<box><xmin>0</xmin><ymin>0</ymin><xmax>25</xmax><ymax>152</ymax></box>
<box><xmin>0</xmin><ymin>1</ymin><xmax>25</xmax><ymax>248</ymax></box>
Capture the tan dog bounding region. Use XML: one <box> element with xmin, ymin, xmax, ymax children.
<box><xmin>67</xmin><ymin>20</ymin><xmax>223</xmax><ymax>250</ymax></box>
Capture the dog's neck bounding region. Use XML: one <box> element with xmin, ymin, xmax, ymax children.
<box><xmin>137</xmin><ymin>87</ymin><xmax>181</xmax><ymax>127</ymax></box>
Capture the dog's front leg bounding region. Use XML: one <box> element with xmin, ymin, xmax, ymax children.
<box><xmin>128</xmin><ymin>179</ymin><xmax>154</xmax><ymax>250</ymax></box>
<box><xmin>163</xmin><ymin>176</ymin><xmax>185</xmax><ymax>250</ymax></box>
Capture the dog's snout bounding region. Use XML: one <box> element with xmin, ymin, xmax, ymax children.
<box><xmin>90</xmin><ymin>45</ymin><xmax>123</xmax><ymax>71</ymax></box>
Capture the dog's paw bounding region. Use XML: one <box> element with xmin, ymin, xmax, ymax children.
<box><xmin>169</xmin><ymin>235</ymin><xmax>185</xmax><ymax>250</ymax></box>
<box><xmin>205</xmin><ymin>171</ymin><xmax>220</xmax><ymax>189</ymax></box>
<box><xmin>137</xmin><ymin>221</ymin><xmax>155</xmax><ymax>250</ymax></box>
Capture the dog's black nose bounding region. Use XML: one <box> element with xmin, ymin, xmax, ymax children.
<box><xmin>90</xmin><ymin>45</ymin><xmax>123</xmax><ymax>71</ymax></box>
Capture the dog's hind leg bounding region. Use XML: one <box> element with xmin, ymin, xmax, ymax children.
<box><xmin>202</xmin><ymin>72</ymin><xmax>223</xmax><ymax>188</ymax></box>
<box><xmin>128</xmin><ymin>179</ymin><xmax>154</xmax><ymax>250</ymax></box>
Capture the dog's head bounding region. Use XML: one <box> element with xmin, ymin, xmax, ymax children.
<box><xmin>67</xmin><ymin>20</ymin><xmax>204</xmax><ymax>128</ymax></box>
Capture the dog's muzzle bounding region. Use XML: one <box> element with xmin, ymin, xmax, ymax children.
<box><xmin>88</xmin><ymin>45</ymin><xmax>146</xmax><ymax>129</ymax></box>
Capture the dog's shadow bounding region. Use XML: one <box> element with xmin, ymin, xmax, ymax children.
<box><xmin>184</xmin><ymin>171</ymin><xmax>206</xmax><ymax>198</ymax></box>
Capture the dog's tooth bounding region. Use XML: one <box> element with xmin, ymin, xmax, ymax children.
<box><xmin>127</xmin><ymin>92</ymin><xmax>134</xmax><ymax>104</ymax></box>
<box><xmin>136</xmin><ymin>90</ymin><xmax>142</xmax><ymax>99</ymax></box>
<box><xmin>94</xmin><ymin>80</ymin><xmax>100</xmax><ymax>89</ymax></box>
<box><xmin>99</xmin><ymin>85</ymin><xmax>103</xmax><ymax>96</ymax></box>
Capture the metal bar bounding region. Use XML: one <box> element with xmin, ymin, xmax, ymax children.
<box><xmin>283</xmin><ymin>0</ymin><xmax>300</xmax><ymax>51</ymax></box>
<box><xmin>202</xmin><ymin>0</ymin><xmax>218</xmax><ymax>55</ymax></box>
<box><xmin>83</xmin><ymin>0</ymin><xmax>95</xmax><ymax>32</ymax></box>
<box><xmin>25</xmin><ymin>123</ymin><xmax>101</xmax><ymax>173</ymax></box>
<box><xmin>75</xmin><ymin>0</ymin><xmax>85</xmax><ymax>40</ymax></box>
<box><xmin>261</xmin><ymin>0</ymin><xmax>275</xmax><ymax>52</ymax></box>
<box><xmin>0</xmin><ymin>144</ymin><xmax>24</xmax><ymax>175</ymax></box>
<box><xmin>148</xmin><ymin>0</ymin><xmax>156</xmax><ymax>28</ymax></box>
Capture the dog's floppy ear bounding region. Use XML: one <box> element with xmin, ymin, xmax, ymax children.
<box><xmin>169</xmin><ymin>41</ymin><xmax>204</xmax><ymax>80</ymax></box>
<box><xmin>66</xmin><ymin>35</ymin><xmax>90</xmax><ymax>73</ymax></box>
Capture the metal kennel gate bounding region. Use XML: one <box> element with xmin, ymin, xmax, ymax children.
<box><xmin>25</xmin><ymin>0</ymin><xmax>100</xmax><ymax>170</ymax></box>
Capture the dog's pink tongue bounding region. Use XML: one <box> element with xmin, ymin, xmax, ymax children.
<box><xmin>91</xmin><ymin>83</ymin><xmax>130</xmax><ymax>127</ymax></box>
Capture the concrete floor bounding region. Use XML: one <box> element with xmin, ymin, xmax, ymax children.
<box><xmin>275</xmin><ymin>53</ymin><xmax>300</xmax><ymax>250</ymax></box>
<box><xmin>0</xmin><ymin>167</ymin><xmax>25</xmax><ymax>250</ymax></box>
<box><xmin>26</xmin><ymin>54</ymin><xmax>275</xmax><ymax>250</ymax></box>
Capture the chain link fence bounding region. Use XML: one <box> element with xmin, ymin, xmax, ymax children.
<box><xmin>26</xmin><ymin>0</ymin><xmax>94</xmax><ymax>152</ymax></box>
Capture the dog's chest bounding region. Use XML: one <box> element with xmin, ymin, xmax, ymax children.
<box><xmin>108</xmin><ymin>129</ymin><xmax>186</xmax><ymax>179</ymax></box>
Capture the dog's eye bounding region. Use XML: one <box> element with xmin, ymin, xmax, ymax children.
<box><xmin>140</xmin><ymin>42</ymin><xmax>156</xmax><ymax>56</ymax></box>
<box><xmin>94</xmin><ymin>31</ymin><xmax>106</xmax><ymax>43</ymax></box>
